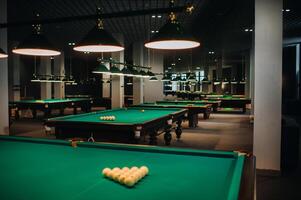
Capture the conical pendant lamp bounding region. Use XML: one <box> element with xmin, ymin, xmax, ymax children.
<box><xmin>145</xmin><ymin>12</ymin><xmax>200</xmax><ymax>50</ymax></box>
<box><xmin>161</xmin><ymin>74</ymin><xmax>171</xmax><ymax>82</ymax></box>
<box><xmin>74</xmin><ymin>8</ymin><xmax>124</xmax><ymax>53</ymax></box>
<box><xmin>12</xmin><ymin>14</ymin><xmax>60</xmax><ymax>56</ymax></box>
<box><xmin>0</xmin><ymin>48</ymin><xmax>8</xmax><ymax>58</ymax></box>
<box><xmin>92</xmin><ymin>63</ymin><xmax>111</xmax><ymax>75</ymax></box>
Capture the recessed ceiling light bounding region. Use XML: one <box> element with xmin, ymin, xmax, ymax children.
<box><xmin>178</xmin><ymin>57</ymin><xmax>181</xmax><ymax>61</ymax></box>
<box><xmin>285</xmin><ymin>9</ymin><xmax>290</xmax><ymax>12</ymax></box>
<box><xmin>151</xmin><ymin>30</ymin><xmax>155</xmax><ymax>33</ymax></box>
<box><xmin>249</xmin><ymin>29</ymin><xmax>253</xmax><ymax>32</ymax></box>
<box><xmin>152</xmin><ymin>15</ymin><xmax>156</xmax><ymax>18</ymax></box>
<box><xmin>244</xmin><ymin>29</ymin><xmax>249</xmax><ymax>32</ymax></box>
<box><xmin>157</xmin><ymin>15</ymin><xmax>162</xmax><ymax>18</ymax></box>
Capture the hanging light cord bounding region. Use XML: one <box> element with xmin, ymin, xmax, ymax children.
<box><xmin>69</xmin><ymin>47</ymin><xmax>73</xmax><ymax>77</ymax></box>
<box><xmin>96</xmin><ymin>7</ymin><xmax>104</xmax><ymax>30</ymax></box>
<box><xmin>34</xmin><ymin>56</ymin><xmax>37</xmax><ymax>75</ymax></box>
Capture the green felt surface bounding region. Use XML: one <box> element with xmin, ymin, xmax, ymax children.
<box><xmin>47</xmin><ymin>107</ymin><xmax>184</xmax><ymax>124</ymax></box>
<box><xmin>158</xmin><ymin>100</ymin><xmax>220</xmax><ymax>104</ymax></box>
<box><xmin>218</xmin><ymin>97</ymin><xmax>246</xmax><ymax>100</ymax></box>
<box><xmin>0</xmin><ymin>136</ymin><xmax>244</xmax><ymax>200</ymax></box>
<box><xmin>205</xmin><ymin>96</ymin><xmax>248</xmax><ymax>100</ymax></box>
<box><xmin>11</xmin><ymin>98</ymin><xmax>89</xmax><ymax>104</ymax></box>
<box><xmin>141</xmin><ymin>102</ymin><xmax>208</xmax><ymax>107</ymax></box>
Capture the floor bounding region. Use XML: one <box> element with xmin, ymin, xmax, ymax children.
<box><xmin>8</xmin><ymin>109</ymin><xmax>301</xmax><ymax>200</ymax></box>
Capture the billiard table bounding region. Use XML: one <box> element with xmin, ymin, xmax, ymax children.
<box><xmin>45</xmin><ymin>107</ymin><xmax>187</xmax><ymax>145</ymax></box>
<box><xmin>203</xmin><ymin>96</ymin><xmax>251</xmax><ymax>113</ymax></box>
<box><xmin>158</xmin><ymin>100</ymin><xmax>221</xmax><ymax>113</ymax></box>
<box><xmin>0</xmin><ymin>136</ymin><xmax>255</xmax><ymax>200</ymax></box>
<box><xmin>10</xmin><ymin>98</ymin><xmax>93</xmax><ymax>119</ymax></box>
<box><xmin>134</xmin><ymin>102</ymin><xmax>212</xmax><ymax>128</ymax></box>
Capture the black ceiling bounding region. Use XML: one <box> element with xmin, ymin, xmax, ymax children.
<box><xmin>5</xmin><ymin>0</ymin><xmax>301</xmax><ymax>69</ymax></box>
<box><xmin>283</xmin><ymin>0</ymin><xmax>301</xmax><ymax>38</ymax></box>
<box><xmin>7</xmin><ymin>0</ymin><xmax>205</xmax><ymax>49</ymax></box>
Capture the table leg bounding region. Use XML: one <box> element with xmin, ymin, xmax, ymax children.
<box><xmin>175</xmin><ymin>119</ymin><xmax>183</xmax><ymax>139</ymax></box>
<box><xmin>59</xmin><ymin>107</ymin><xmax>64</xmax><ymax>115</ymax></box>
<box><xmin>32</xmin><ymin>109</ymin><xmax>37</xmax><ymax>119</ymax></box>
<box><xmin>134</xmin><ymin>130</ymin><xmax>141</xmax><ymax>144</ymax></box>
<box><xmin>15</xmin><ymin>108</ymin><xmax>20</xmax><ymax>120</ymax></box>
<box><xmin>164</xmin><ymin>125</ymin><xmax>172</xmax><ymax>145</ymax></box>
<box><xmin>44</xmin><ymin>109</ymin><xmax>51</xmax><ymax>118</ymax></box>
<box><xmin>55</xmin><ymin>128</ymin><xmax>65</xmax><ymax>139</ymax></box>
<box><xmin>149</xmin><ymin>130</ymin><xmax>158</xmax><ymax>145</ymax></box>
<box><xmin>82</xmin><ymin>105</ymin><xmax>89</xmax><ymax>112</ymax></box>
<box><xmin>73</xmin><ymin>106</ymin><xmax>77</xmax><ymax>114</ymax></box>
<box><xmin>204</xmin><ymin>110</ymin><xmax>210</xmax><ymax>119</ymax></box>
<box><xmin>213</xmin><ymin>106</ymin><xmax>218</xmax><ymax>112</ymax></box>
<box><xmin>188</xmin><ymin>114</ymin><xmax>197</xmax><ymax>128</ymax></box>
<box><xmin>243</xmin><ymin>106</ymin><xmax>247</xmax><ymax>113</ymax></box>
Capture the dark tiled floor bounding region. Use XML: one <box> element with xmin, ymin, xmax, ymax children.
<box><xmin>8</xmin><ymin>110</ymin><xmax>301</xmax><ymax>200</ymax></box>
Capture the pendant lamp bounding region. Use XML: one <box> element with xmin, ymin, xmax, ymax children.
<box><xmin>145</xmin><ymin>12</ymin><xmax>200</xmax><ymax>50</ymax></box>
<box><xmin>92</xmin><ymin>63</ymin><xmax>111</xmax><ymax>75</ymax></box>
<box><xmin>0</xmin><ymin>48</ymin><xmax>8</xmax><ymax>58</ymax></box>
<box><xmin>74</xmin><ymin>8</ymin><xmax>124</xmax><ymax>53</ymax></box>
<box><xmin>12</xmin><ymin>14</ymin><xmax>60</xmax><ymax>56</ymax></box>
<box><xmin>161</xmin><ymin>74</ymin><xmax>171</xmax><ymax>82</ymax></box>
<box><xmin>149</xmin><ymin>76</ymin><xmax>158</xmax><ymax>81</ymax></box>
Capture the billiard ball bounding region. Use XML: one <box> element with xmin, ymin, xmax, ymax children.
<box><xmin>112</xmin><ymin>116</ymin><xmax>116</xmax><ymax>120</ymax></box>
<box><xmin>112</xmin><ymin>167</ymin><xmax>121</xmax><ymax>172</ymax></box>
<box><xmin>139</xmin><ymin>170</ymin><xmax>145</xmax><ymax>178</ymax></box>
<box><xmin>122</xmin><ymin>167</ymin><xmax>130</xmax><ymax>172</ymax></box>
<box><xmin>123</xmin><ymin>171</ymin><xmax>132</xmax><ymax>178</ymax></box>
<box><xmin>124</xmin><ymin>177</ymin><xmax>135</xmax><ymax>187</ymax></box>
<box><xmin>112</xmin><ymin>171</ymin><xmax>122</xmax><ymax>181</ymax></box>
<box><xmin>110</xmin><ymin>171</ymin><xmax>117</xmax><ymax>180</ymax></box>
<box><xmin>130</xmin><ymin>166</ymin><xmax>139</xmax><ymax>172</ymax></box>
<box><xmin>140</xmin><ymin>166</ymin><xmax>149</xmax><ymax>175</ymax></box>
<box><xmin>141</xmin><ymin>110</ymin><xmax>145</xmax><ymax>112</ymax></box>
<box><xmin>106</xmin><ymin>170</ymin><xmax>114</xmax><ymax>179</ymax></box>
<box><xmin>130</xmin><ymin>174</ymin><xmax>140</xmax><ymax>183</ymax></box>
<box><xmin>118</xmin><ymin>174</ymin><xmax>128</xmax><ymax>184</ymax></box>
<box><xmin>133</xmin><ymin>171</ymin><xmax>143</xmax><ymax>180</ymax></box>
<box><xmin>102</xmin><ymin>168</ymin><xmax>111</xmax><ymax>176</ymax></box>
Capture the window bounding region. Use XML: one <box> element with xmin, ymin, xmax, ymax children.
<box><xmin>171</xmin><ymin>73</ymin><xmax>178</xmax><ymax>91</ymax></box>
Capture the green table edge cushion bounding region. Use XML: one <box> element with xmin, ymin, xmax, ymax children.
<box><xmin>10</xmin><ymin>98</ymin><xmax>89</xmax><ymax>104</ymax></box>
<box><xmin>0</xmin><ymin>135</ymin><xmax>245</xmax><ymax>200</ymax></box>
<box><xmin>140</xmin><ymin>103</ymin><xmax>208</xmax><ymax>107</ymax></box>
<box><xmin>157</xmin><ymin>100</ymin><xmax>220</xmax><ymax>104</ymax></box>
<box><xmin>46</xmin><ymin>107</ymin><xmax>185</xmax><ymax>124</ymax></box>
